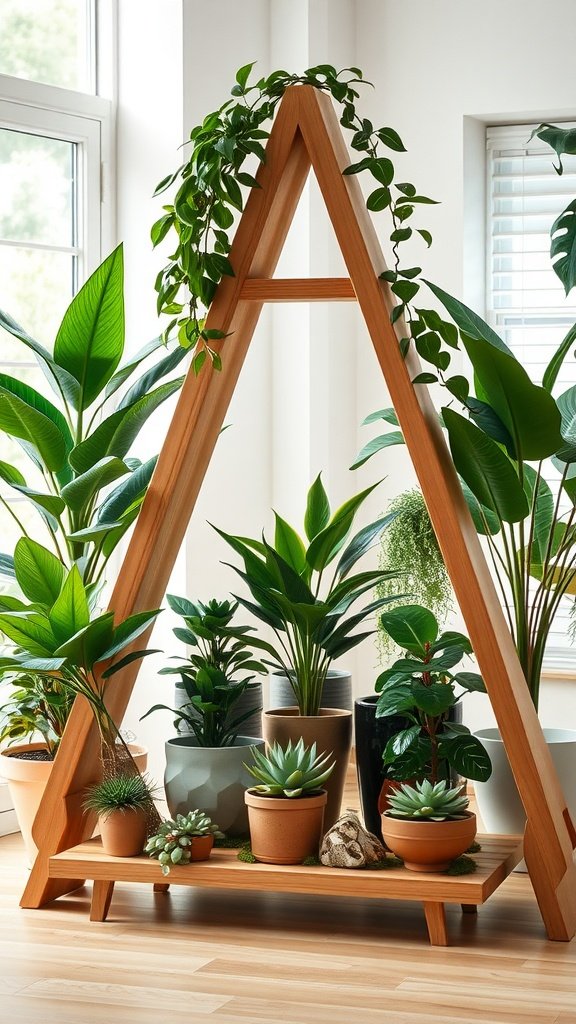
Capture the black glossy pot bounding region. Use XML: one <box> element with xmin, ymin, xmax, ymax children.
<box><xmin>354</xmin><ymin>695</ymin><xmax>462</xmax><ymax>840</ymax></box>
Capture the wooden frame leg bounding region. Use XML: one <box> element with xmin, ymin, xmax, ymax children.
<box><xmin>461</xmin><ymin>903</ymin><xmax>478</xmax><ymax>915</ymax></box>
<box><xmin>153</xmin><ymin>883</ymin><xmax>170</xmax><ymax>893</ymax></box>
<box><xmin>90</xmin><ymin>880</ymin><xmax>114</xmax><ymax>922</ymax></box>
<box><xmin>423</xmin><ymin>901</ymin><xmax>449</xmax><ymax>946</ymax></box>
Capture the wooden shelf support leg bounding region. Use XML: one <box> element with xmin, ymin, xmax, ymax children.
<box><xmin>461</xmin><ymin>904</ymin><xmax>478</xmax><ymax>915</ymax></box>
<box><xmin>423</xmin><ymin>901</ymin><xmax>449</xmax><ymax>946</ymax></box>
<box><xmin>153</xmin><ymin>883</ymin><xmax>170</xmax><ymax>893</ymax></box>
<box><xmin>90</xmin><ymin>880</ymin><xmax>114</xmax><ymax>922</ymax></box>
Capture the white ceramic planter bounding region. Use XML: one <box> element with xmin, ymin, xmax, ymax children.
<box><xmin>164</xmin><ymin>735</ymin><xmax>264</xmax><ymax>836</ymax></box>
<box><xmin>474</xmin><ymin>727</ymin><xmax>576</xmax><ymax>868</ymax></box>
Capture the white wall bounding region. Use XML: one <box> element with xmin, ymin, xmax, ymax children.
<box><xmin>115</xmin><ymin>1</ymin><xmax>576</xmax><ymax>784</ymax></box>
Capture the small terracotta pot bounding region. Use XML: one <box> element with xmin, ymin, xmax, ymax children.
<box><xmin>381</xmin><ymin>811</ymin><xmax>477</xmax><ymax>872</ymax></box>
<box><xmin>262</xmin><ymin>708</ymin><xmax>352</xmax><ymax>830</ymax></box>
<box><xmin>189</xmin><ymin>835</ymin><xmax>214</xmax><ymax>861</ymax></box>
<box><xmin>245</xmin><ymin>789</ymin><xmax>327</xmax><ymax>864</ymax></box>
<box><xmin>99</xmin><ymin>806</ymin><xmax>149</xmax><ymax>857</ymax></box>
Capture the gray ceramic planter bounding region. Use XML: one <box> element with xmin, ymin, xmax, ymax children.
<box><xmin>269</xmin><ymin>669</ymin><xmax>352</xmax><ymax>713</ymax></box>
<box><xmin>164</xmin><ymin>735</ymin><xmax>264</xmax><ymax>836</ymax></box>
<box><xmin>174</xmin><ymin>678</ymin><xmax>263</xmax><ymax>740</ymax></box>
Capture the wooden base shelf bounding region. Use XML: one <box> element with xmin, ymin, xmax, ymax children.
<box><xmin>48</xmin><ymin>834</ymin><xmax>523</xmax><ymax>946</ymax></box>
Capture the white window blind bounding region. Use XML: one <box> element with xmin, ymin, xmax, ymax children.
<box><xmin>487</xmin><ymin>123</ymin><xmax>576</xmax><ymax>670</ymax></box>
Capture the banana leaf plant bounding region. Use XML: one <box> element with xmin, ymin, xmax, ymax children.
<box><xmin>0</xmin><ymin>535</ymin><xmax>161</xmax><ymax>760</ymax></box>
<box><xmin>375</xmin><ymin>605</ymin><xmax>491</xmax><ymax>783</ymax></box>
<box><xmin>0</xmin><ymin>242</ymin><xmax>188</xmax><ymax>596</ymax></box>
<box><xmin>354</xmin><ymin>125</ymin><xmax>576</xmax><ymax>710</ymax></box>
<box><xmin>214</xmin><ymin>475</ymin><xmax>405</xmax><ymax>716</ymax></box>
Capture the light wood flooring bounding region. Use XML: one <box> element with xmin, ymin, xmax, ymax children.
<box><xmin>1</xmin><ymin>776</ymin><xmax>575</xmax><ymax>1024</ymax></box>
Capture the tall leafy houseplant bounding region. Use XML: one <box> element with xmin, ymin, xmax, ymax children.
<box><xmin>215</xmin><ymin>475</ymin><xmax>402</xmax><ymax>716</ymax></box>
<box><xmin>0</xmin><ymin>243</ymin><xmax>187</xmax><ymax>595</ymax></box>
<box><xmin>353</xmin><ymin>125</ymin><xmax>576</xmax><ymax>712</ymax></box>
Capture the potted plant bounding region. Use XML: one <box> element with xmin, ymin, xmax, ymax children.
<box><xmin>374</xmin><ymin>604</ymin><xmax>491</xmax><ymax>790</ymax></box>
<box><xmin>381</xmin><ymin>779</ymin><xmax>476</xmax><ymax>872</ymax></box>
<box><xmin>83</xmin><ymin>772</ymin><xmax>156</xmax><ymax>857</ymax></box>
<box><xmin>145</xmin><ymin>810</ymin><xmax>224</xmax><ymax>874</ymax></box>
<box><xmin>0</xmin><ymin>243</ymin><xmax>186</xmax><ymax>847</ymax></box>
<box><xmin>142</xmin><ymin>595</ymin><xmax>267</xmax><ymax>835</ymax></box>
<box><xmin>244</xmin><ymin>738</ymin><xmax>335</xmax><ymax>864</ymax></box>
<box><xmin>215</xmin><ymin>473</ymin><xmax>403</xmax><ymax>828</ymax></box>
<box><xmin>0</xmin><ymin>552</ymin><xmax>161</xmax><ymax>858</ymax></box>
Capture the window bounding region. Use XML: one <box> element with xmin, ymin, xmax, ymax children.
<box><xmin>0</xmin><ymin>5</ymin><xmax>113</xmax><ymax>568</ymax></box>
<box><xmin>487</xmin><ymin>123</ymin><xmax>576</xmax><ymax>669</ymax></box>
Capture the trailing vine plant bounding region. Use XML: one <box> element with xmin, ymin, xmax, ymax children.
<box><xmin>152</xmin><ymin>62</ymin><xmax>438</xmax><ymax>374</ymax></box>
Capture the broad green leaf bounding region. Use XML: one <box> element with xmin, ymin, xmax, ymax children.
<box><xmin>166</xmin><ymin>593</ymin><xmax>197</xmax><ymax>617</ymax></box>
<box><xmin>453</xmin><ymin>672</ymin><xmax>486</xmax><ymax>693</ymax></box>
<box><xmin>543</xmin><ymin>321</ymin><xmax>576</xmax><ymax>393</ymax></box>
<box><xmin>411</xmin><ymin>680</ymin><xmax>455</xmax><ymax>715</ymax></box>
<box><xmin>13</xmin><ymin>538</ymin><xmax>65</xmax><ymax>605</ymax></box>
<box><xmin>61</xmin><ymin>457</ymin><xmax>130</xmax><ymax>512</ymax></box>
<box><xmin>442</xmin><ymin>733</ymin><xmax>492</xmax><ymax>781</ymax></box>
<box><xmin>424</xmin><ymin>280</ymin><xmax>513</xmax><ymax>355</ymax></box>
<box><xmin>11</xmin><ymin>485</ymin><xmax>66</xmax><ymax>518</ymax></box>
<box><xmin>101</xmin><ymin>648</ymin><xmax>161</xmax><ymax>679</ymax></box>
<box><xmin>380</xmin><ymin>605</ymin><xmax>438</xmax><ymax>654</ymax></box>
<box><xmin>430</xmin><ymin>631</ymin><xmax>473</xmax><ymax>655</ymax></box>
<box><xmin>0</xmin><ymin>461</ymin><xmax>25</xmax><ymax>486</ymax></box>
<box><xmin>0</xmin><ymin>388</ymin><xmax>68</xmax><ymax>472</ymax></box>
<box><xmin>555</xmin><ymin>385</ymin><xmax>576</xmax><ymax>463</ymax></box>
<box><xmin>532</xmin><ymin>123</ymin><xmax>576</xmax><ymax>173</ymax></box>
<box><xmin>97</xmin><ymin>456</ymin><xmax>158</xmax><ymax>524</ymax></box>
<box><xmin>362</xmin><ymin>407</ymin><xmax>399</xmax><ymax>426</ymax></box>
<box><xmin>306</xmin><ymin>482</ymin><xmax>381</xmax><ymax>571</ymax></box>
<box><xmin>0</xmin><ymin>308</ymin><xmax>80</xmax><ymax>407</ymax></box>
<box><xmin>382</xmin><ymin>725</ymin><xmax>421</xmax><ymax>764</ymax></box>
<box><xmin>303</xmin><ymin>474</ymin><xmax>330</xmax><ymax>541</ymax></box>
<box><xmin>54</xmin><ymin>612</ymin><xmax>115</xmax><ymax>670</ymax></box>
<box><xmin>462</xmin><ymin>335</ymin><xmax>563</xmax><ymax>460</ymax></box>
<box><xmin>0</xmin><ymin>612</ymin><xmax>56</xmax><ymax>657</ymax></box>
<box><xmin>119</xmin><ymin>344</ymin><xmax>188</xmax><ymax>408</ymax></box>
<box><xmin>263</xmin><ymin>543</ymin><xmax>315</xmax><ymax>605</ymax></box>
<box><xmin>550</xmin><ymin>199</ymin><xmax>576</xmax><ymax>296</ymax></box>
<box><xmin>443</xmin><ymin>408</ymin><xmax>529</xmax><ymax>523</ymax></box>
<box><xmin>321</xmin><ymin>629</ymin><xmax>374</xmax><ymax>660</ymax></box>
<box><xmin>376</xmin><ymin>682</ymin><xmax>414</xmax><ymax>717</ymax></box>
<box><xmin>48</xmin><ymin>566</ymin><xmax>90</xmax><ymax>646</ymax></box>
<box><xmin>350</xmin><ymin>431</ymin><xmax>404</xmax><ymax>469</ymax></box>
<box><xmin>459</xmin><ymin>479</ymin><xmax>500</xmax><ymax>536</ymax></box>
<box><xmin>466</xmin><ymin>396</ymin><xmax>515</xmax><ymax>457</ymax></box>
<box><xmin>273</xmin><ymin>513</ymin><xmax>308</xmax><ymax>578</ymax></box>
<box><xmin>336</xmin><ymin>512</ymin><xmax>398</xmax><ymax>579</ymax></box>
<box><xmin>104</xmin><ymin>336</ymin><xmax>164</xmax><ymax>399</ymax></box>
<box><xmin>523</xmin><ymin>465</ymin><xmax>554</xmax><ymax>563</ymax></box>
<box><xmin>54</xmin><ymin>244</ymin><xmax>125</xmax><ymax>409</ymax></box>
<box><xmin>97</xmin><ymin>609</ymin><xmax>161</xmax><ymax>661</ymax></box>
<box><xmin>0</xmin><ymin>373</ymin><xmax>73</xmax><ymax>453</ymax></box>
<box><xmin>69</xmin><ymin>379</ymin><xmax>182</xmax><ymax>473</ymax></box>
<box><xmin>67</xmin><ymin>522</ymin><xmax>122</xmax><ymax>543</ymax></box>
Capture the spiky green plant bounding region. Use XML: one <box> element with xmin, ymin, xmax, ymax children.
<box><xmin>376</xmin><ymin>489</ymin><xmax>453</xmax><ymax>657</ymax></box>
<box><xmin>245</xmin><ymin>737</ymin><xmax>334</xmax><ymax>798</ymax></box>
<box><xmin>83</xmin><ymin>773</ymin><xmax>156</xmax><ymax>821</ymax></box>
<box><xmin>145</xmin><ymin>811</ymin><xmax>224</xmax><ymax>874</ymax></box>
<box><xmin>384</xmin><ymin>779</ymin><xmax>469</xmax><ymax>821</ymax></box>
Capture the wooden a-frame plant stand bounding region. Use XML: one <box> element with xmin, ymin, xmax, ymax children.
<box><xmin>21</xmin><ymin>85</ymin><xmax>576</xmax><ymax>944</ymax></box>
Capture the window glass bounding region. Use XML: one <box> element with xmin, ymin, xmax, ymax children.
<box><xmin>0</xmin><ymin>0</ymin><xmax>93</xmax><ymax>92</ymax></box>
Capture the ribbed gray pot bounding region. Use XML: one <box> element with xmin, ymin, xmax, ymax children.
<box><xmin>174</xmin><ymin>679</ymin><xmax>262</xmax><ymax>740</ymax></box>
<box><xmin>269</xmin><ymin>669</ymin><xmax>352</xmax><ymax>713</ymax></box>
<box><xmin>164</xmin><ymin>735</ymin><xmax>264</xmax><ymax>836</ymax></box>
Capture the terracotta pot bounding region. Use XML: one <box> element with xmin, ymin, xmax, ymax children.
<box><xmin>262</xmin><ymin>707</ymin><xmax>352</xmax><ymax>830</ymax></box>
<box><xmin>245</xmin><ymin>789</ymin><xmax>327</xmax><ymax>864</ymax></box>
<box><xmin>189</xmin><ymin>834</ymin><xmax>214</xmax><ymax>861</ymax></box>
<box><xmin>99</xmin><ymin>806</ymin><xmax>149</xmax><ymax>857</ymax></box>
<box><xmin>381</xmin><ymin>811</ymin><xmax>477</xmax><ymax>872</ymax></box>
<box><xmin>0</xmin><ymin>741</ymin><xmax>148</xmax><ymax>864</ymax></box>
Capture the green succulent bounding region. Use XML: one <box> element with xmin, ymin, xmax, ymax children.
<box><xmin>384</xmin><ymin>779</ymin><xmax>470</xmax><ymax>821</ymax></box>
<box><xmin>145</xmin><ymin>810</ymin><xmax>224</xmax><ymax>875</ymax></box>
<box><xmin>246</xmin><ymin>737</ymin><xmax>334</xmax><ymax>798</ymax></box>
<box><xmin>83</xmin><ymin>772</ymin><xmax>156</xmax><ymax>820</ymax></box>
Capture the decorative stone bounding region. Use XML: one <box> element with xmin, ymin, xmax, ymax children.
<box><xmin>320</xmin><ymin>810</ymin><xmax>387</xmax><ymax>868</ymax></box>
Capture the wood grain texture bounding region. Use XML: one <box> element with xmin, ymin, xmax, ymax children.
<box><xmin>2</xmin><ymin>828</ymin><xmax>576</xmax><ymax>1024</ymax></box>
<box><xmin>423</xmin><ymin>902</ymin><xmax>448</xmax><ymax>946</ymax></box>
<box><xmin>22</xmin><ymin>85</ymin><xmax>576</xmax><ymax>941</ymax></box>
<box><xmin>90</xmin><ymin>880</ymin><xmax>114</xmax><ymax>922</ymax></box>
<box><xmin>240</xmin><ymin>277</ymin><xmax>355</xmax><ymax>301</ymax></box>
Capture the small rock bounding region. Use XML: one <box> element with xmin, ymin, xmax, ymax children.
<box><xmin>320</xmin><ymin>810</ymin><xmax>387</xmax><ymax>868</ymax></box>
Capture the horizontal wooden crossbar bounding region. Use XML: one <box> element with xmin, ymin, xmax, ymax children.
<box><xmin>240</xmin><ymin>277</ymin><xmax>356</xmax><ymax>301</ymax></box>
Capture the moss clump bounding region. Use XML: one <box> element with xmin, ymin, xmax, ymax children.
<box><xmin>446</xmin><ymin>854</ymin><xmax>477</xmax><ymax>876</ymax></box>
<box><xmin>365</xmin><ymin>855</ymin><xmax>404</xmax><ymax>870</ymax></box>
<box><xmin>214</xmin><ymin>834</ymin><xmax>249</xmax><ymax>849</ymax></box>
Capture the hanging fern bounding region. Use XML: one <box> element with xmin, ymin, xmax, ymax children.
<box><xmin>376</xmin><ymin>488</ymin><xmax>453</xmax><ymax>657</ymax></box>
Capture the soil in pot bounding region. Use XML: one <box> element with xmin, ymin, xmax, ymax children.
<box><xmin>262</xmin><ymin>707</ymin><xmax>352</xmax><ymax>831</ymax></box>
<box><xmin>99</xmin><ymin>806</ymin><xmax>149</xmax><ymax>857</ymax></box>
<box><xmin>381</xmin><ymin>812</ymin><xmax>477</xmax><ymax>872</ymax></box>
<box><xmin>245</xmin><ymin>789</ymin><xmax>327</xmax><ymax>864</ymax></box>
